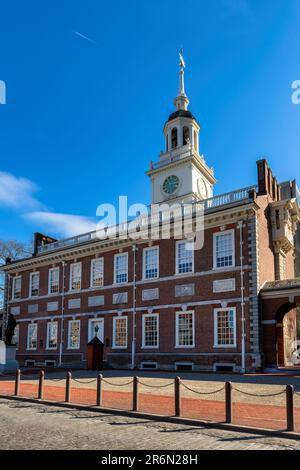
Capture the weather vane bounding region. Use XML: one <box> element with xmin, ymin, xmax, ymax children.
<box><xmin>179</xmin><ymin>48</ymin><xmax>185</xmax><ymax>69</ymax></box>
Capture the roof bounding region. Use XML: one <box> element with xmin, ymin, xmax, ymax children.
<box><xmin>166</xmin><ymin>109</ymin><xmax>198</xmax><ymax>125</ymax></box>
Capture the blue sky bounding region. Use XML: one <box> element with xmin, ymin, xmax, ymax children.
<box><xmin>0</xmin><ymin>0</ymin><xmax>299</xmax><ymax>244</ymax></box>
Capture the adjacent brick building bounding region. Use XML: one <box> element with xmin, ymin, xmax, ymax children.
<box><xmin>1</xmin><ymin>58</ymin><xmax>300</xmax><ymax>372</ymax></box>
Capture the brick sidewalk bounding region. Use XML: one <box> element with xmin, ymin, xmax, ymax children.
<box><xmin>0</xmin><ymin>379</ymin><xmax>299</xmax><ymax>432</ymax></box>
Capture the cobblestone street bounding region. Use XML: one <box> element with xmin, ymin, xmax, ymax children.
<box><xmin>0</xmin><ymin>398</ymin><xmax>299</xmax><ymax>450</ymax></box>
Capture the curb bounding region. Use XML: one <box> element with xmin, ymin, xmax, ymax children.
<box><xmin>1</xmin><ymin>394</ymin><xmax>300</xmax><ymax>441</ymax></box>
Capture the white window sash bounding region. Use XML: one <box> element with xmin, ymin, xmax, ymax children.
<box><xmin>13</xmin><ymin>324</ymin><xmax>19</xmax><ymax>350</ymax></box>
<box><xmin>90</xmin><ymin>258</ymin><xmax>104</xmax><ymax>288</ymax></box>
<box><xmin>112</xmin><ymin>316</ymin><xmax>128</xmax><ymax>348</ymax></box>
<box><xmin>142</xmin><ymin>313</ymin><xmax>159</xmax><ymax>348</ymax></box>
<box><xmin>143</xmin><ymin>247</ymin><xmax>159</xmax><ymax>280</ymax></box>
<box><xmin>213</xmin><ymin>308</ymin><xmax>237</xmax><ymax>348</ymax></box>
<box><xmin>29</xmin><ymin>272</ymin><xmax>39</xmax><ymax>297</ymax></box>
<box><xmin>114</xmin><ymin>253</ymin><xmax>128</xmax><ymax>284</ymax></box>
<box><xmin>27</xmin><ymin>324</ymin><xmax>37</xmax><ymax>350</ymax></box>
<box><xmin>48</xmin><ymin>268</ymin><xmax>60</xmax><ymax>294</ymax></box>
<box><xmin>46</xmin><ymin>322</ymin><xmax>58</xmax><ymax>349</ymax></box>
<box><xmin>213</xmin><ymin>229</ymin><xmax>235</xmax><ymax>270</ymax></box>
<box><xmin>68</xmin><ymin>320</ymin><xmax>81</xmax><ymax>349</ymax></box>
<box><xmin>175</xmin><ymin>311</ymin><xmax>195</xmax><ymax>348</ymax></box>
<box><xmin>175</xmin><ymin>240</ymin><xmax>194</xmax><ymax>275</ymax></box>
<box><xmin>12</xmin><ymin>276</ymin><xmax>21</xmax><ymax>300</ymax></box>
<box><xmin>69</xmin><ymin>263</ymin><xmax>82</xmax><ymax>291</ymax></box>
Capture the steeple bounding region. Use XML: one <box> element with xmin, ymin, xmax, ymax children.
<box><xmin>174</xmin><ymin>49</ymin><xmax>190</xmax><ymax>111</ymax></box>
<box><xmin>146</xmin><ymin>50</ymin><xmax>216</xmax><ymax>205</ymax></box>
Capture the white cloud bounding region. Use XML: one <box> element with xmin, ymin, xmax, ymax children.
<box><xmin>0</xmin><ymin>171</ymin><xmax>99</xmax><ymax>239</ymax></box>
<box><xmin>24</xmin><ymin>211</ymin><xmax>98</xmax><ymax>238</ymax></box>
<box><xmin>0</xmin><ymin>172</ymin><xmax>43</xmax><ymax>210</ymax></box>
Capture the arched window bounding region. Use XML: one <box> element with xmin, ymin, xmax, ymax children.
<box><xmin>194</xmin><ymin>130</ymin><xmax>198</xmax><ymax>152</ymax></box>
<box><xmin>166</xmin><ymin>135</ymin><xmax>169</xmax><ymax>151</ymax></box>
<box><xmin>183</xmin><ymin>126</ymin><xmax>190</xmax><ymax>146</ymax></box>
<box><xmin>171</xmin><ymin>128</ymin><xmax>178</xmax><ymax>149</ymax></box>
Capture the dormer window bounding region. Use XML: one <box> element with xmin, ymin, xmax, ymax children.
<box><xmin>183</xmin><ymin>126</ymin><xmax>190</xmax><ymax>145</ymax></box>
<box><xmin>171</xmin><ymin>128</ymin><xmax>178</xmax><ymax>149</ymax></box>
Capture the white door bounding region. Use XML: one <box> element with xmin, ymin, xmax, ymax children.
<box><xmin>88</xmin><ymin>318</ymin><xmax>104</xmax><ymax>343</ymax></box>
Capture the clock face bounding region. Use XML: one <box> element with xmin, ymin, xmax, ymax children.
<box><xmin>163</xmin><ymin>175</ymin><xmax>180</xmax><ymax>195</ymax></box>
<box><xmin>198</xmin><ymin>178</ymin><xmax>209</xmax><ymax>198</ymax></box>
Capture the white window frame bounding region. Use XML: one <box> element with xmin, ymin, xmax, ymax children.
<box><xmin>214</xmin><ymin>307</ymin><xmax>237</xmax><ymax>348</ymax></box>
<box><xmin>213</xmin><ymin>229</ymin><xmax>235</xmax><ymax>270</ymax></box>
<box><xmin>27</xmin><ymin>323</ymin><xmax>37</xmax><ymax>351</ymax></box>
<box><xmin>88</xmin><ymin>318</ymin><xmax>104</xmax><ymax>343</ymax></box>
<box><xmin>142</xmin><ymin>313</ymin><xmax>159</xmax><ymax>349</ymax></box>
<box><xmin>69</xmin><ymin>262</ymin><xmax>82</xmax><ymax>291</ymax></box>
<box><xmin>48</xmin><ymin>267</ymin><xmax>60</xmax><ymax>295</ymax></box>
<box><xmin>112</xmin><ymin>316</ymin><xmax>128</xmax><ymax>349</ymax></box>
<box><xmin>90</xmin><ymin>258</ymin><xmax>104</xmax><ymax>288</ymax></box>
<box><xmin>46</xmin><ymin>321</ymin><xmax>58</xmax><ymax>350</ymax></box>
<box><xmin>175</xmin><ymin>240</ymin><xmax>194</xmax><ymax>275</ymax></box>
<box><xmin>12</xmin><ymin>324</ymin><xmax>19</xmax><ymax>350</ymax></box>
<box><xmin>143</xmin><ymin>246</ymin><xmax>159</xmax><ymax>280</ymax></box>
<box><xmin>175</xmin><ymin>310</ymin><xmax>195</xmax><ymax>348</ymax></box>
<box><xmin>12</xmin><ymin>276</ymin><xmax>21</xmax><ymax>300</ymax></box>
<box><xmin>114</xmin><ymin>253</ymin><xmax>128</xmax><ymax>285</ymax></box>
<box><xmin>67</xmin><ymin>319</ymin><xmax>81</xmax><ymax>350</ymax></box>
<box><xmin>29</xmin><ymin>272</ymin><xmax>40</xmax><ymax>298</ymax></box>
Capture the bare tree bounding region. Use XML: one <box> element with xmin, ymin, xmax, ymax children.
<box><xmin>0</xmin><ymin>239</ymin><xmax>32</xmax><ymax>309</ymax></box>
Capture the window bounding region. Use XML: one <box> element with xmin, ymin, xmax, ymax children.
<box><xmin>12</xmin><ymin>276</ymin><xmax>21</xmax><ymax>300</ymax></box>
<box><xmin>68</xmin><ymin>320</ymin><xmax>80</xmax><ymax>349</ymax></box>
<box><xmin>175</xmin><ymin>311</ymin><xmax>195</xmax><ymax>348</ymax></box>
<box><xmin>12</xmin><ymin>324</ymin><xmax>19</xmax><ymax>349</ymax></box>
<box><xmin>27</xmin><ymin>323</ymin><xmax>37</xmax><ymax>350</ymax></box>
<box><xmin>142</xmin><ymin>314</ymin><xmax>159</xmax><ymax>348</ymax></box>
<box><xmin>46</xmin><ymin>322</ymin><xmax>58</xmax><ymax>349</ymax></box>
<box><xmin>114</xmin><ymin>253</ymin><xmax>128</xmax><ymax>284</ymax></box>
<box><xmin>143</xmin><ymin>247</ymin><xmax>159</xmax><ymax>280</ymax></box>
<box><xmin>88</xmin><ymin>318</ymin><xmax>104</xmax><ymax>342</ymax></box>
<box><xmin>48</xmin><ymin>267</ymin><xmax>59</xmax><ymax>294</ymax></box>
<box><xmin>214</xmin><ymin>230</ymin><xmax>235</xmax><ymax>269</ymax></box>
<box><xmin>183</xmin><ymin>126</ymin><xmax>190</xmax><ymax>145</ymax></box>
<box><xmin>171</xmin><ymin>127</ymin><xmax>178</xmax><ymax>149</ymax></box>
<box><xmin>29</xmin><ymin>272</ymin><xmax>39</xmax><ymax>297</ymax></box>
<box><xmin>175</xmin><ymin>363</ymin><xmax>194</xmax><ymax>371</ymax></box>
<box><xmin>140</xmin><ymin>362</ymin><xmax>158</xmax><ymax>370</ymax></box>
<box><xmin>113</xmin><ymin>316</ymin><xmax>127</xmax><ymax>348</ymax></box>
<box><xmin>91</xmin><ymin>258</ymin><xmax>104</xmax><ymax>288</ymax></box>
<box><xmin>214</xmin><ymin>308</ymin><xmax>236</xmax><ymax>347</ymax></box>
<box><xmin>70</xmin><ymin>262</ymin><xmax>82</xmax><ymax>291</ymax></box>
<box><xmin>176</xmin><ymin>240</ymin><xmax>194</xmax><ymax>274</ymax></box>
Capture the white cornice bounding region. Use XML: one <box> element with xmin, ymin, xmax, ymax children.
<box><xmin>1</xmin><ymin>204</ymin><xmax>256</xmax><ymax>273</ymax></box>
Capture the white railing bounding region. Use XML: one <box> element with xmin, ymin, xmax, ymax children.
<box><xmin>203</xmin><ymin>186</ymin><xmax>257</xmax><ymax>210</ymax></box>
<box><xmin>37</xmin><ymin>185</ymin><xmax>257</xmax><ymax>254</ymax></box>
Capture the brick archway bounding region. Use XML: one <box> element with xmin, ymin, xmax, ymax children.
<box><xmin>261</xmin><ymin>280</ymin><xmax>300</xmax><ymax>369</ymax></box>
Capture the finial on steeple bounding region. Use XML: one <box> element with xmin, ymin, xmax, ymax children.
<box><xmin>174</xmin><ymin>48</ymin><xmax>190</xmax><ymax>111</ymax></box>
<box><xmin>179</xmin><ymin>48</ymin><xmax>186</xmax><ymax>96</ymax></box>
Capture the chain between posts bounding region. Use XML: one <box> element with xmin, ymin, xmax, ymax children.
<box><xmin>102</xmin><ymin>378</ymin><xmax>133</xmax><ymax>387</ymax></box>
<box><xmin>180</xmin><ymin>381</ymin><xmax>225</xmax><ymax>395</ymax></box>
<box><xmin>232</xmin><ymin>386</ymin><xmax>286</xmax><ymax>398</ymax></box>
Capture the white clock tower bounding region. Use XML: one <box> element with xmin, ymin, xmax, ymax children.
<box><xmin>147</xmin><ymin>51</ymin><xmax>216</xmax><ymax>205</ymax></box>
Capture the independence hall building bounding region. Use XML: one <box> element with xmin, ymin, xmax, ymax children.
<box><xmin>2</xmin><ymin>59</ymin><xmax>300</xmax><ymax>373</ymax></box>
